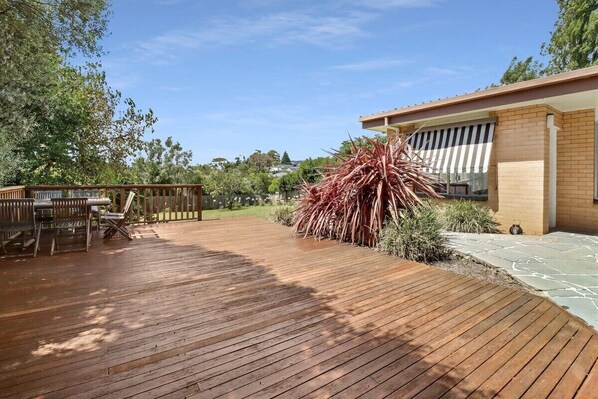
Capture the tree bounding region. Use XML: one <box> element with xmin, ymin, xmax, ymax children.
<box><xmin>277</xmin><ymin>157</ymin><xmax>333</xmax><ymax>192</ymax></box>
<box><xmin>267</xmin><ymin>150</ymin><xmax>280</xmax><ymax>164</ymax></box>
<box><xmin>281</xmin><ymin>151</ymin><xmax>291</xmax><ymax>165</ymax></box>
<box><xmin>209</xmin><ymin>157</ymin><xmax>231</xmax><ymax>170</ymax></box>
<box><xmin>268</xmin><ymin>178</ymin><xmax>280</xmax><ymax>194</ymax></box>
<box><xmin>129</xmin><ymin>137</ymin><xmax>192</xmax><ymax>184</ymax></box>
<box><xmin>248</xmin><ymin>171</ymin><xmax>273</xmax><ymax>194</ymax></box>
<box><xmin>542</xmin><ymin>0</ymin><xmax>598</xmax><ymax>73</ymax></box>
<box><xmin>339</xmin><ymin>134</ymin><xmax>387</xmax><ymax>155</ymax></box>
<box><xmin>496</xmin><ymin>0</ymin><xmax>597</xmax><ymax>85</ymax></box>
<box><xmin>12</xmin><ymin>62</ymin><xmax>156</xmax><ymax>185</ymax></box>
<box><xmin>278</xmin><ymin>172</ymin><xmax>301</xmax><ymax>192</ymax></box>
<box><xmin>247</xmin><ymin>150</ymin><xmax>274</xmax><ymax>172</ymax></box>
<box><xmin>0</xmin><ymin>0</ymin><xmax>109</xmax><ymax>59</ymax></box>
<box><xmin>205</xmin><ymin>169</ymin><xmax>250</xmax><ymax>209</ymax></box>
<box><xmin>498</xmin><ymin>56</ymin><xmax>543</xmax><ymax>85</ymax></box>
<box><xmin>0</xmin><ymin>0</ymin><xmax>110</xmax><ymax>184</ymax></box>
<box><xmin>297</xmin><ymin>157</ymin><xmax>333</xmax><ymax>182</ymax></box>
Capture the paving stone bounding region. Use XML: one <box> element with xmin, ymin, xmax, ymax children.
<box><xmin>516</xmin><ymin>275</ymin><xmax>571</xmax><ymax>291</ymax></box>
<box><xmin>487</xmin><ymin>248</ymin><xmax>529</xmax><ymax>262</ymax></box>
<box><xmin>517</xmin><ymin>263</ymin><xmax>566</xmax><ymax>275</ymax></box>
<box><xmin>520</xmin><ymin>245</ymin><xmax>578</xmax><ymax>259</ymax></box>
<box><xmin>548</xmin><ymin>287</ymin><xmax>598</xmax><ymax>299</ymax></box>
<box><xmin>541</xmin><ymin>259</ymin><xmax>598</xmax><ymax>275</ymax></box>
<box><xmin>449</xmin><ymin>230</ymin><xmax>598</xmax><ymax>328</ymax></box>
<box><xmin>551</xmin><ymin>274</ymin><xmax>598</xmax><ymax>288</ymax></box>
<box><xmin>470</xmin><ymin>253</ymin><xmax>514</xmax><ymax>270</ymax></box>
<box><xmin>550</xmin><ymin>296</ymin><xmax>598</xmax><ymax>329</ymax></box>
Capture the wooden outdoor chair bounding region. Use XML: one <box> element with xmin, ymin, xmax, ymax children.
<box><xmin>102</xmin><ymin>191</ymin><xmax>135</xmax><ymax>240</ymax></box>
<box><xmin>34</xmin><ymin>190</ymin><xmax>63</xmax><ymax>228</ymax></box>
<box><xmin>0</xmin><ymin>199</ymin><xmax>41</xmax><ymax>258</ymax></box>
<box><xmin>72</xmin><ymin>189</ymin><xmax>102</xmax><ymax>231</ymax></box>
<box><xmin>51</xmin><ymin>198</ymin><xmax>91</xmax><ymax>255</ymax></box>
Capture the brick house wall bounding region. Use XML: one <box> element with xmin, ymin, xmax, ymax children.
<box><xmin>556</xmin><ymin>109</ymin><xmax>597</xmax><ymax>232</ymax></box>
<box><xmin>488</xmin><ymin>106</ymin><xmax>597</xmax><ymax>234</ymax></box>
<box><xmin>391</xmin><ymin>105</ymin><xmax>597</xmax><ymax>235</ymax></box>
<box><xmin>487</xmin><ymin>105</ymin><xmax>556</xmax><ymax>235</ymax></box>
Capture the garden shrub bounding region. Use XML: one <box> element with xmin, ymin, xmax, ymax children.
<box><xmin>442</xmin><ymin>200</ymin><xmax>500</xmax><ymax>233</ymax></box>
<box><xmin>270</xmin><ymin>204</ymin><xmax>295</xmax><ymax>226</ymax></box>
<box><xmin>293</xmin><ymin>138</ymin><xmax>440</xmax><ymax>246</ymax></box>
<box><xmin>380</xmin><ymin>203</ymin><xmax>452</xmax><ymax>263</ymax></box>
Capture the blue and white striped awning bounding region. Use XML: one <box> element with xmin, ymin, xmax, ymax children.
<box><xmin>407</xmin><ymin>120</ymin><xmax>495</xmax><ymax>174</ymax></box>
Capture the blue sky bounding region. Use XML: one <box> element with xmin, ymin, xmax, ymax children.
<box><xmin>100</xmin><ymin>0</ymin><xmax>557</xmax><ymax>164</ymax></box>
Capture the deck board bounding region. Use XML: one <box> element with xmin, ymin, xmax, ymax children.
<box><xmin>0</xmin><ymin>217</ymin><xmax>596</xmax><ymax>398</ymax></box>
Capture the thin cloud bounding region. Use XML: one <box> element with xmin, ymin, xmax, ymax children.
<box><xmin>343</xmin><ymin>0</ymin><xmax>442</xmax><ymax>9</ymax></box>
<box><xmin>135</xmin><ymin>12</ymin><xmax>371</xmax><ymax>59</ymax></box>
<box><xmin>155</xmin><ymin>0</ymin><xmax>187</xmax><ymax>4</ymax></box>
<box><xmin>160</xmin><ymin>86</ymin><xmax>186</xmax><ymax>92</ymax></box>
<box><xmin>426</xmin><ymin>66</ymin><xmax>473</xmax><ymax>76</ymax></box>
<box><xmin>332</xmin><ymin>58</ymin><xmax>411</xmax><ymax>71</ymax></box>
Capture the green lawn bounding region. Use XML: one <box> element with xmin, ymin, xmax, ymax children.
<box><xmin>201</xmin><ymin>205</ymin><xmax>275</xmax><ymax>220</ymax></box>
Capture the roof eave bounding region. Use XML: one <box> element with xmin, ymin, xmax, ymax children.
<box><xmin>360</xmin><ymin>66</ymin><xmax>598</xmax><ymax>130</ymax></box>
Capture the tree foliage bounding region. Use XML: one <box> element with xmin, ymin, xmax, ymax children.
<box><xmin>338</xmin><ymin>134</ymin><xmax>387</xmax><ymax>155</ymax></box>
<box><xmin>267</xmin><ymin>150</ymin><xmax>280</xmax><ymax>164</ymax></box>
<box><xmin>8</xmin><ymin>61</ymin><xmax>156</xmax><ymax>185</ymax></box>
<box><xmin>281</xmin><ymin>151</ymin><xmax>291</xmax><ymax>165</ymax></box>
<box><xmin>278</xmin><ymin>157</ymin><xmax>333</xmax><ymax>192</ymax></box>
<box><xmin>0</xmin><ymin>0</ymin><xmax>157</xmax><ymax>185</ymax></box>
<box><xmin>0</xmin><ymin>0</ymin><xmax>109</xmax><ymax>176</ymax></box>
<box><xmin>248</xmin><ymin>171</ymin><xmax>273</xmax><ymax>194</ymax></box>
<box><xmin>497</xmin><ymin>0</ymin><xmax>597</xmax><ymax>84</ymax></box>
<box><xmin>499</xmin><ymin>56</ymin><xmax>543</xmax><ymax>85</ymax></box>
<box><xmin>204</xmin><ymin>169</ymin><xmax>250</xmax><ymax>209</ymax></box>
<box><xmin>0</xmin><ymin>0</ymin><xmax>109</xmax><ymax>60</ymax></box>
<box><xmin>129</xmin><ymin>137</ymin><xmax>192</xmax><ymax>184</ymax></box>
<box><xmin>247</xmin><ymin>150</ymin><xmax>275</xmax><ymax>172</ymax></box>
<box><xmin>542</xmin><ymin>0</ymin><xmax>598</xmax><ymax>73</ymax></box>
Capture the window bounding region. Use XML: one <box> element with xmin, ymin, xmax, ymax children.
<box><xmin>406</xmin><ymin>118</ymin><xmax>495</xmax><ymax>200</ymax></box>
<box><xmin>431</xmin><ymin>172</ymin><xmax>489</xmax><ymax>199</ymax></box>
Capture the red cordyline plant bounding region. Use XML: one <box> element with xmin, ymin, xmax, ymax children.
<box><xmin>293</xmin><ymin>137</ymin><xmax>440</xmax><ymax>247</ymax></box>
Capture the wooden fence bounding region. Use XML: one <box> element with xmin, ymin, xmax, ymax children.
<box><xmin>23</xmin><ymin>184</ymin><xmax>202</xmax><ymax>225</ymax></box>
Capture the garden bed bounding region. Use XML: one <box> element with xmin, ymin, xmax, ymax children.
<box><xmin>430</xmin><ymin>253</ymin><xmax>543</xmax><ymax>295</ymax></box>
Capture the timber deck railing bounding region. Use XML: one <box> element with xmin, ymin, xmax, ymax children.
<box><xmin>0</xmin><ymin>184</ymin><xmax>202</xmax><ymax>225</ymax></box>
<box><xmin>0</xmin><ymin>186</ymin><xmax>26</xmax><ymax>200</ymax></box>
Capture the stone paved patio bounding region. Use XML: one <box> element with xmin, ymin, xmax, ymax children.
<box><xmin>447</xmin><ymin>231</ymin><xmax>598</xmax><ymax>330</ymax></box>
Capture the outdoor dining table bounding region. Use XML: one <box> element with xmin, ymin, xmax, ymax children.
<box><xmin>33</xmin><ymin>198</ymin><xmax>111</xmax><ymax>209</ymax></box>
<box><xmin>34</xmin><ymin>198</ymin><xmax>112</xmax><ymax>238</ymax></box>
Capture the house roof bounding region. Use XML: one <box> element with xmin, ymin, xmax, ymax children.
<box><xmin>360</xmin><ymin>65</ymin><xmax>598</xmax><ymax>131</ymax></box>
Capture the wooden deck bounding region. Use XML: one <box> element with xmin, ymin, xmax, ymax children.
<box><xmin>0</xmin><ymin>218</ymin><xmax>596</xmax><ymax>398</ymax></box>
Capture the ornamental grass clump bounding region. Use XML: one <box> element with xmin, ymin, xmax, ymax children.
<box><xmin>269</xmin><ymin>204</ymin><xmax>295</xmax><ymax>226</ymax></box>
<box><xmin>442</xmin><ymin>199</ymin><xmax>500</xmax><ymax>233</ymax></box>
<box><xmin>293</xmin><ymin>138</ymin><xmax>440</xmax><ymax>247</ymax></box>
<box><xmin>380</xmin><ymin>203</ymin><xmax>452</xmax><ymax>263</ymax></box>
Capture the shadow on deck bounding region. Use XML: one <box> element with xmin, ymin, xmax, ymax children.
<box><xmin>0</xmin><ymin>218</ymin><xmax>596</xmax><ymax>398</ymax></box>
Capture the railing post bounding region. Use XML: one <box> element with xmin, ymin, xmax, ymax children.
<box><xmin>120</xmin><ymin>188</ymin><xmax>125</xmax><ymax>213</ymax></box>
<box><xmin>197</xmin><ymin>185</ymin><xmax>202</xmax><ymax>221</ymax></box>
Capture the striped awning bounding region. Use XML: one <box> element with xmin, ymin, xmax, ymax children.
<box><xmin>406</xmin><ymin>120</ymin><xmax>495</xmax><ymax>174</ymax></box>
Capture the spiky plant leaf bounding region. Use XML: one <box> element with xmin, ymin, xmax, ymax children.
<box><xmin>294</xmin><ymin>138</ymin><xmax>440</xmax><ymax>246</ymax></box>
